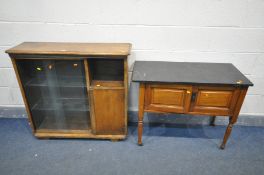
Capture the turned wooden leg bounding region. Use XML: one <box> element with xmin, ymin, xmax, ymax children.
<box><xmin>138</xmin><ymin>83</ymin><xmax>145</xmax><ymax>146</ymax></box>
<box><xmin>138</xmin><ymin>120</ymin><xmax>143</xmax><ymax>146</ymax></box>
<box><xmin>210</xmin><ymin>116</ymin><xmax>216</xmax><ymax>126</ymax></box>
<box><xmin>220</xmin><ymin>117</ymin><xmax>234</xmax><ymax>149</ymax></box>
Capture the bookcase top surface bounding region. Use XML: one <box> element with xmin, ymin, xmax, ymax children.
<box><xmin>6</xmin><ymin>42</ymin><xmax>132</xmax><ymax>56</ymax></box>
<box><xmin>132</xmin><ymin>61</ymin><xmax>253</xmax><ymax>86</ymax></box>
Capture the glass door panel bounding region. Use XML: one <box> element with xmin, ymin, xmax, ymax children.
<box><xmin>16</xmin><ymin>59</ymin><xmax>90</xmax><ymax>132</ymax></box>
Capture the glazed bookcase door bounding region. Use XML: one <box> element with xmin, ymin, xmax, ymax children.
<box><xmin>15</xmin><ymin>59</ymin><xmax>91</xmax><ymax>132</ymax></box>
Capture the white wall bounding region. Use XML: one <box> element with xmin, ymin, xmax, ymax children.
<box><xmin>0</xmin><ymin>0</ymin><xmax>264</xmax><ymax>115</ymax></box>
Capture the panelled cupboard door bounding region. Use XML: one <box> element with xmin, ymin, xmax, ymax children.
<box><xmin>190</xmin><ymin>86</ymin><xmax>240</xmax><ymax>116</ymax></box>
<box><xmin>144</xmin><ymin>84</ymin><xmax>192</xmax><ymax>113</ymax></box>
<box><xmin>92</xmin><ymin>89</ymin><xmax>125</xmax><ymax>135</ymax></box>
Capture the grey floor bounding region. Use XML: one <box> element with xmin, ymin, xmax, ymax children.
<box><xmin>0</xmin><ymin>118</ymin><xmax>264</xmax><ymax>175</ymax></box>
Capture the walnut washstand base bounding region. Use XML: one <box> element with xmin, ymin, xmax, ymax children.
<box><xmin>132</xmin><ymin>61</ymin><xmax>253</xmax><ymax>149</ymax></box>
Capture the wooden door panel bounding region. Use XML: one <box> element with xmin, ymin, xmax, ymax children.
<box><xmin>190</xmin><ymin>86</ymin><xmax>239</xmax><ymax>115</ymax></box>
<box><xmin>145</xmin><ymin>84</ymin><xmax>192</xmax><ymax>113</ymax></box>
<box><xmin>196</xmin><ymin>90</ymin><xmax>232</xmax><ymax>107</ymax></box>
<box><xmin>92</xmin><ymin>89</ymin><xmax>125</xmax><ymax>135</ymax></box>
<box><xmin>152</xmin><ymin>88</ymin><xmax>185</xmax><ymax>106</ymax></box>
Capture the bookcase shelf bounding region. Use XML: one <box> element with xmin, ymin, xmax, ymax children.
<box><xmin>88</xmin><ymin>58</ymin><xmax>124</xmax><ymax>82</ymax></box>
<box><xmin>25</xmin><ymin>76</ymin><xmax>86</xmax><ymax>88</ymax></box>
<box><xmin>36</xmin><ymin>111</ymin><xmax>91</xmax><ymax>131</ymax></box>
<box><xmin>31</xmin><ymin>98</ymin><xmax>89</xmax><ymax>112</ymax></box>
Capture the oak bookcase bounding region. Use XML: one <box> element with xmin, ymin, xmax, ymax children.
<box><xmin>6</xmin><ymin>42</ymin><xmax>131</xmax><ymax>140</ymax></box>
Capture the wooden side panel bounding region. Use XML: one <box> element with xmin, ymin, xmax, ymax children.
<box><xmin>145</xmin><ymin>84</ymin><xmax>192</xmax><ymax>113</ymax></box>
<box><xmin>190</xmin><ymin>86</ymin><xmax>240</xmax><ymax>116</ymax></box>
<box><xmin>230</xmin><ymin>87</ymin><xmax>248</xmax><ymax>123</ymax></box>
<box><xmin>84</xmin><ymin>59</ymin><xmax>96</xmax><ymax>132</ymax></box>
<box><xmin>92</xmin><ymin>89</ymin><xmax>125</xmax><ymax>135</ymax></box>
<box><xmin>11</xmin><ymin>58</ymin><xmax>36</xmax><ymax>132</ymax></box>
<box><xmin>123</xmin><ymin>57</ymin><xmax>128</xmax><ymax>135</ymax></box>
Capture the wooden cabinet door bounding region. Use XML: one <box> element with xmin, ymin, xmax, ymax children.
<box><xmin>91</xmin><ymin>89</ymin><xmax>125</xmax><ymax>135</ymax></box>
<box><xmin>145</xmin><ymin>84</ymin><xmax>192</xmax><ymax>113</ymax></box>
<box><xmin>190</xmin><ymin>86</ymin><xmax>240</xmax><ymax>116</ymax></box>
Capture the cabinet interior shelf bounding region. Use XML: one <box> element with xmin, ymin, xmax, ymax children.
<box><xmin>36</xmin><ymin>112</ymin><xmax>91</xmax><ymax>131</ymax></box>
<box><xmin>90</xmin><ymin>80</ymin><xmax>124</xmax><ymax>88</ymax></box>
<box><xmin>31</xmin><ymin>98</ymin><xmax>89</xmax><ymax>112</ymax></box>
<box><xmin>25</xmin><ymin>76</ymin><xmax>85</xmax><ymax>88</ymax></box>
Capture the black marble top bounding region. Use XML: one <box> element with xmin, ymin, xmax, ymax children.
<box><xmin>132</xmin><ymin>61</ymin><xmax>253</xmax><ymax>86</ymax></box>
